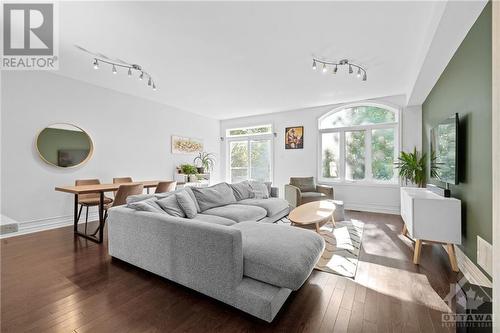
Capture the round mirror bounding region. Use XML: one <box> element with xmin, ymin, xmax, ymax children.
<box><xmin>36</xmin><ymin>123</ymin><xmax>93</xmax><ymax>168</ymax></box>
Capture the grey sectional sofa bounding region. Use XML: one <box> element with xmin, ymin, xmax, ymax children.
<box><xmin>108</xmin><ymin>181</ymin><xmax>325</xmax><ymax>322</ymax></box>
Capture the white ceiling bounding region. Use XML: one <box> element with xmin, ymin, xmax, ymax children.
<box><xmin>56</xmin><ymin>1</ymin><xmax>485</xmax><ymax>119</ymax></box>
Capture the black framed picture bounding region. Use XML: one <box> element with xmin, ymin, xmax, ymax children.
<box><xmin>285</xmin><ymin>126</ymin><xmax>304</xmax><ymax>149</ymax></box>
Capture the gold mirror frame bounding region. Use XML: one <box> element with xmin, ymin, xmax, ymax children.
<box><xmin>35</xmin><ymin>123</ymin><xmax>94</xmax><ymax>168</ymax></box>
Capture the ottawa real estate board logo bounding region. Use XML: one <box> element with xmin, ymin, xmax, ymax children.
<box><xmin>2</xmin><ymin>2</ymin><xmax>58</xmax><ymax>70</ymax></box>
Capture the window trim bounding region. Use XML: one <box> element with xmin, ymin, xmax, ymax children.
<box><xmin>225</xmin><ymin>130</ymin><xmax>274</xmax><ymax>183</ymax></box>
<box><xmin>317</xmin><ymin>102</ymin><xmax>401</xmax><ymax>185</ymax></box>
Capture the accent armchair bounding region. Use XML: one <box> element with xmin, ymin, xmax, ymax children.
<box><xmin>284</xmin><ymin>177</ymin><xmax>334</xmax><ymax>208</ymax></box>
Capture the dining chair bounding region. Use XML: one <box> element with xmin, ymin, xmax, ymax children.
<box><xmin>113</xmin><ymin>177</ymin><xmax>133</xmax><ymax>196</ymax></box>
<box><xmin>75</xmin><ymin>179</ymin><xmax>113</xmax><ymax>234</ymax></box>
<box><xmin>155</xmin><ymin>181</ymin><xmax>177</xmax><ymax>194</ymax></box>
<box><xmin>103</xmin><ymin>183</ymin><xmax>144</xmax><ymax>221</ymax></box>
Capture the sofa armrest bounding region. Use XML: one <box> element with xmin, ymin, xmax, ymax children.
<box><xmin>270</xmin><ymin>186</ymin><xmax>279</xmax><ymax>198</ymax></box>
<box><xmin>108</xmin><ymin>207</ymin><xmax>243</xmax><ymax>291</ymax></box>
<box><xmin>284</xmin><ymin>184</ymin><xmax>301</xmax><ymax>208</ymax></box>
<box><xmin>316</xmin><ymin>184</ymin><xmax>334</xmax><ymax>199</ymax></box>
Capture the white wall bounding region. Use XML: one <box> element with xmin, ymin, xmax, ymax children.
<box><xmin>1</xmin><ymin>71</ymin><xmax>220</xmax><ymax>226</ymax></box>
<box><xmin>220</xmin><ymin>95</ymin><xmax>422</xmax><ymax>214</ymax></box>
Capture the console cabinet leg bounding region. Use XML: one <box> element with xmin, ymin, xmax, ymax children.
<box><xmin>413</xmin><ymin>239</ymin><xmax>422</xmax><ymax>264</ymax></box>
<box><xmin>446</xmin><ymin>243</ymin><xmax>459</xmax><ymax>272</ymax></box>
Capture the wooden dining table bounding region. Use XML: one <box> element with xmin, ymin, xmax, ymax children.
<box><xmin>55</xmin><ymin>181</ymin><xmax>161</xmax><ymax>243</ymax></box>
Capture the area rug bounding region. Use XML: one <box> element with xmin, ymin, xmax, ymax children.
<box><xmin>277</xmin><ymin>217</ymin><xmax>364</xmax><ymax>278</ymax></box>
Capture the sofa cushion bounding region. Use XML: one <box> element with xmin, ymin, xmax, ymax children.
<box><xmin>126</xmin><ymin>193</ymin><xmax>156</xmax><ymax>204</ymax></box>
<box><xmin>194</xmin><ymin>214</ymin><xmax>237</xmax><ymax>226</ymax></box>
<box><xmin>183</xmin><ymin>187</ymin><xmax>201</xmax><ymax>212</ymax></box>
<box><xmin>301</xmin><ymin>192</ymin><xmax>326</xmax><ymax>198</ymax></box>
<box><xmin>126</xmin><ymin>198</ymin><xmax>164</xmax><ymax>213</ymax></box>
<box><xmin>176</xmin><ymin>190</ymin><xmax>198</xmax><ymax>218</ymax></box>
<box><xmin>248</xmin><ymin>181</ymin><xmax>270</xmax><ymax>199</ymax></box>
<box><xmin>232</xmin><ymin>222</ymin><xmax>325</xmax><ymax>290</ymax></box>
<box><xmin>202</xmin><ymin>204</ymin><xmax>267</xmax><ymax>222</ymax></box>
<box><xmin>290</xmin><ymin>177</ymin><xmax>316</xmax><ymax>192</ymax></box>
<box><xmin>156</xmin><ymin>194</ymin><xmax>186</xmax><ymax>218</ymax></box>
<box><xmin>238</xmin><ymin>198</ymin><xmax>289</xmax><ymax>217</ymax></box>
<box><xmin>229</xmin><ymin>181</ymin><xmax>255</xmax><ymax>201</ymax></box>
<box><xmin>191</xmin><ymin>183</ymin><xmax>237</xmax><ymax>212</ymax></box>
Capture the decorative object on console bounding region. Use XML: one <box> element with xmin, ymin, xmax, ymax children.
<box><xmin>75</xmin><ymin>45</ymin><xmax>157</xmax><ymax>90</ymax></box>
<box><xmin>36</xmin><ymin>123</ymin><xmax>93</xmax><ymax>168</ymax></box>
<box><xmin>193</xmin><ymin>151</ymin><xmax>216</xmax><ymax>174</ymax></box>
<box><xmin>171</xmin><ymin>135</ymin><xmax>203</xmax><ymax>154</ymax></box>
<box><xmin>395</xmin><ymin>147</ymin><xmax>439</xmax><ymax>187</ymax></box>
<box><xmin>312</xmin><ymin>58</ymin><xmax>367</xmax><ymax>81</ymax></box>
<box><xmin>285</xmin><ymin>126</ymin><xmax>304</xmax><ymax>149</ymax></box>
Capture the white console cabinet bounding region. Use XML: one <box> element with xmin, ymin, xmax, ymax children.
<box><xmin>400</xmin><ymin>187</ymin><xmax>461</xmax><ymax>272</ymax></box>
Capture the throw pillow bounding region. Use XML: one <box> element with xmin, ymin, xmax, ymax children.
<box><xmin>290</xmin><ymin>177</ymin><xmax>316</xmax><ymax>192</ymax></box>
<box><xmin>156</xmin><ymin>194</ymin><xmax>186</xmax><ymax>218</ymax></box>
<box><xmin>127</xmin><ymin>198</ymin><xmax>165</xmax><ymax>213</ymax></box>
<box><xmin>248</xmin><ymin>181</ymin><xmax>269</xmax><ymax>199</ymax></box>
<box><xmin>230</xmin><ymin>181</ymin><xmax>255</xmax><ymax>201</ymax></box>
<box><xmin>176</xmin><ymin>190</ymin><xmax>198</xmax><ymax>218</ymax></box>
<box><xmin>183</xmin><ymin>187</ymin><xmax>201</xmax><ymax>213</ymax></box>
<box><xmin>126</xmin><ymin>193</ymin><xmax>156</xmax><ymax>204</ymax></box>
<box><xmin>191</xmin><ymin>183</ymin><xmax>237</xmax><ymax>211</ymax></box>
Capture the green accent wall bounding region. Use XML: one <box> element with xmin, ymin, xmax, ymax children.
<box><xmin>37</xmin><ymin>128</ymin><xmax>91</xmax><ymax>166</ymax></box>
<box><xmin>422</xmin><ymin>3</ymin><xmax>492</xmax><ymax>277</ymax></box>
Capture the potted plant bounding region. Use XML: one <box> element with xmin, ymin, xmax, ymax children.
<box><xmin>179</xmin><ymin>164</ymin><xmax>198</xmax><ymax>182</ymax></box>
<box><xmin>193</xmin><ymin>152</ymin><xmax>216</xmax><ymax>174</ymax></box>
<box><xmin>394</xmin><ymin>147</ymin><xmax>439</xmax><ymax>187</ymax></box>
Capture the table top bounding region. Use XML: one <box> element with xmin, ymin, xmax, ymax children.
<box><xmin>55</xmin><ymin>181</ymin><xmax>161</xmax><ymax>194</ymax></box>
<box><xmin>288</xmin><ymin>200</ymin><xmax>337</xmax><ymax>225</ymax></box>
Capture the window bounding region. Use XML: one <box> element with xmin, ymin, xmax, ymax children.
<box><xmin>319</xmin><ymin>105</ymin><xmax>398</xmax><ymax>183</ymax></box>
<box><xmin>227</xmin><ymin>125</ymin><xmax>273</xmax><ymax>183</ymax></box>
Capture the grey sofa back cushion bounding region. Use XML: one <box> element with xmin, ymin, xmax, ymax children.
<box><xmin>183</xmin><ymin>187</ymin><xmax>201</xmax><ymax>212</ymax></box>
<box><xmin>127</xmin><ymin>198</ymin><xmax>165</xmax><ymax>213</ymax></box>
<box><xmin>290</xmin><ymin>177</ymin><xmax>316</xmax><ymax>192</ymax></box>
<box><xmin>156</xmin><ymin>194</ymin><xmax>186</xmax><ymax>218</ymax></box>
<box><xmin>248</xmin><ymin>181</ymin><xmax>270</xmax><ymax>199</ymax></box>
<box><xmin>176</xmin><ymin>190</ymin><xmax>198</xmax><ymax>218</ymax></box>
<box><xmin>126</xmin><ymin>193</ymin><xmax>156</xmax><ymax>204</ymax></box>
<box><xmin>191</xmin><ymin>183</ymin><xmax>237</xmax><ymax>212</ymax></box>
<box><xmin>230</xmin><ymin>181</ymin><xmax>254</xmax><ymax>201</ymax></box>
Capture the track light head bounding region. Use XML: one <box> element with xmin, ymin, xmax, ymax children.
<box><xmin>349</xmin><ymin>65</ymin><xmax>353</xmax><ymax>74</ymax></box>
<box><xmin>128</xmin><ymin>68</ymin><xmax>132</xmax><ymax>77</ymax></box>
<box><xmin>322</xmin><ymin>63</ymin><xmax>327</xmax><ymax>73</ymax></box>
<box><xmin>312</xmin><ymin>59</ymin><xmax>317</xmax><ymax>70</ymax></box>
<box><xmin>139</xmin><ymin>72</ymin><xmax>144</xmax><ymax>80</ymax></box>
<box><xmin>93</xmin><ymin>59</ymin><xmax>99</xmax><ymax>69</ymax></box>
<box><xmin>148</xmin><ymin>77</ymin><xmax>152</xmax><ymax>86</ymax></box>
<box><xmin>112</xmin><ymin>65</ymin><xmax>117</xmax><ymax>74</ymax></box>
<box><xmin>362</xmin><ymin>72</ymin><xmax>367</xmax><ymax>81</ymax></box>
<box><xmin>152</xmin><ymin>82</ymin><xmax>157</xmax><ymax>91</ymax></box>
<box><xmin>357</xmin><ymin>68</ymin><xmax>361</xmax><ymax>78</ymax></box>
<box><xmin>333</xmin><ymin>65</ymin><xmax>338</xmax><ymax>74</ymax></box>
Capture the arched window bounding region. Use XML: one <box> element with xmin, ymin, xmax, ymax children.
<box><xmin>318</xmin><ymin>104</ymin><xmax>399</xmax><ymax>183</ymax></box>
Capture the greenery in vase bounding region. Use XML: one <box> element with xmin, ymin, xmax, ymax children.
<box><xmin>394</xmin><ymin>147</ymin><xmax>439</xmax><ymax>187</ymax></box>
<box><xmin>193</xmin><ymin>152</ymin><xmax>216</xmax><ymax>173</ymax></box>
<box><xmin>179</xmin><ymin>164</ymin><xmax>198</xmax><ymax>175</ymax></box>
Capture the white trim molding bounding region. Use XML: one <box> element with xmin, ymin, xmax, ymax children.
<box><xmin>0</xmin><ymin>212</ymin><xmax>99</xmax><ymax>238</ymax></box>
<box><xmin>446</xmin><ymin>245</ymin><xmax>492</xmax><ymax>289</ymax></box>
<box><xmin>492</xmin><ymin>0</ymin><xmax>500</xmax><ymax>330</ymax></box>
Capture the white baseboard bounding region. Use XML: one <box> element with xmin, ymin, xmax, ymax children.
<box><xmin>345</xmin><ymin>202</ymin><xmax>400</xmax><ymax>215</ymax></box>
<box><xmin>445</xmin><ymin>244</ymin><xmax>493</xmax><ymax>288</ymax></box>
<box><xmin>0</xmin><ymin>212</ymin><xmax>100</xmax><ymax>238</ymax></box>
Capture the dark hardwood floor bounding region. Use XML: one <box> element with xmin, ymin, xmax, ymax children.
<box><xmin>1</xmin><ymin>211</ymin><xmax>459</xmax><ymax>332</ymax></box>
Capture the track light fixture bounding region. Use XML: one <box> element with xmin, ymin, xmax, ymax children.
<box><xmin>91</xmin><ymin>58</ymin><xmax>157</xmax><ymax>90</ymax></box>
<box><xmin>312</xmin><ymin>58</ymin><xmax>367</xmax><ymax>81</ymax></box>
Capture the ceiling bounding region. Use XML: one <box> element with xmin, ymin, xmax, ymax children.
<box><xmin>57</xmin><ymin>1</ymin><xmax>486</xmax><ymax>119</ymax></box>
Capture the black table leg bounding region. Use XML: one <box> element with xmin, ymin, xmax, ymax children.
<box><xmin>74</xmin><ymin>194</ymin><xmax>78</xmax><ymax>233</ymax></box>
<box><xmin>98</xmin><ymin>192</ymin><xmax>104</xmax><ymax>243</ymax></box>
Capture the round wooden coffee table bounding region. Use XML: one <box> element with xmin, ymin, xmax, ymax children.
<box><xmin>288</xmin><ymin>200</ymin><xmax>337</xmax><ymax>233</ymax></box>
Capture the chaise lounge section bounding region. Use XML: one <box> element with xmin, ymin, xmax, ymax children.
<box><xmin>107</xmin><ymin>181</ymin><xmax>325</xmax><ymax>322</ymax></box>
